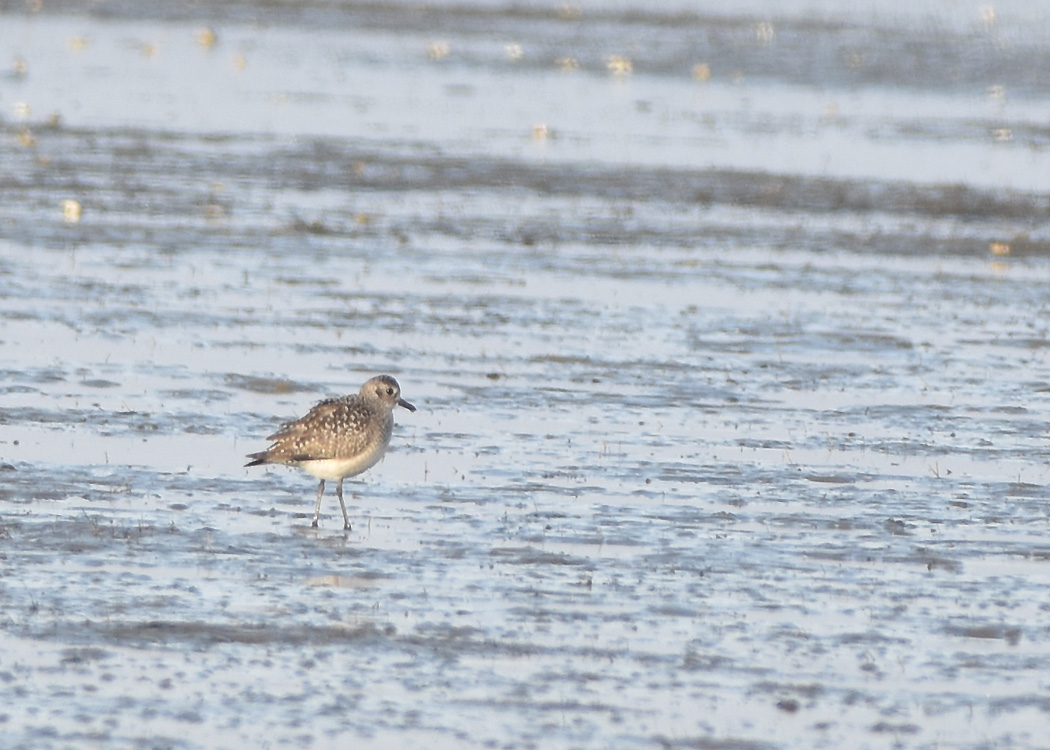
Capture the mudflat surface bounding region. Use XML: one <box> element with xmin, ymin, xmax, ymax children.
<box><xmin>2</xmin><ymin>1</ymin><xmax>1050</xmax><ymax>748</ymax></box>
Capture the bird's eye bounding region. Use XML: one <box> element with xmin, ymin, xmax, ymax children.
<box><xmin>386</xmin><ymin>387</ymin><xmax>394</xmax><ymax>395</ymax></box>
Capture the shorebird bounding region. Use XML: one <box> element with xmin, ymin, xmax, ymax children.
<box><xmin>246</xmin><ymin>374</ymin><xmax>416</xmax><ymax>529</ymax></box>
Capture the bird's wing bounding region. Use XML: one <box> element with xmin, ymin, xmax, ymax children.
<box><xmin>265</xmin><ymin>397</ymin><xmax>344</xmax><ymax>441</ymax></box>
<box><xmin>264</xmin><ymin>397</ymin><xmax>372</xmax><ymax>461</ymax></box>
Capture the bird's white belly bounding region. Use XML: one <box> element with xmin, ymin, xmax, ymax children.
<box><xmin>296</xmin><ymin>449</ymin><xmax>384</xmax><ymax>481</ymax></box>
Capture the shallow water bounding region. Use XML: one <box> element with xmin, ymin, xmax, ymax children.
<box><xmin>2</xmin><ymin>1</ymin><xmax>1050</xmax><ymax>748</ymax></box>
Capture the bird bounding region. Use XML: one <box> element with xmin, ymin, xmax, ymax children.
<box><xmin>245</xmin><ymin>374</ymin><xmax>416</xmax><ymax>529</ymax></box>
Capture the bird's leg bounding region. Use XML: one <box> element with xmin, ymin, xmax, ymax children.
<box><xmin>336</xmin><ymin>479</ymin><xmax>351</xmax><ymax>530</ymax></box>
<box><xmin>312</xmin><ymin>479</ymin><xmax>325</xmax><ymax>527</ymax></box>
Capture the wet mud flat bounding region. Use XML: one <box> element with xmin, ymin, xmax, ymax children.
<box><xmin>3</xmin><ymin>1</ymin><xmax>1050</xmax><ymax>748</ymax></box>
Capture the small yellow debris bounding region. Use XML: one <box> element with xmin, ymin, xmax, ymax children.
<box><xmin>13</xmin><ymin>101</ymin><xmax>31</xmax><ymax>120</ymax></box>
<box><xmin>195</xmin><ymin>27</ymin><xmax>218</xmax><ymax>48</ymax></box>
<box><xmin>555</xmin><ymin>56</ymin><xmax>578</xmax><ymax>72</ymax></box>
<box><xmin>17</xmin><ymin>128</ymin><xmax>35</xmax><ymax>148</ymax></box>
<box><xmin>427</xmin><ymin>41</ymin><xmax>451</xmax><ymax>61</ymax></box>
<box><xmin>991</xmin><ymin>128</ymin><xmax>1012</xmax><ymax>142</ymax></box>
<box><xmin>232</xmin><ymin>53</ymin><xmax>248</xmax><ymax>71</ymax></box>
<box><xmin>504</xmin><ymin>43</ymin><xmax>524</xmax><ymax>61</ymax></box>
<box><xmin>606</xmin><ymin>55</ymin><xmax>632</xmax><ymax>76</ymax></box>
<box><xmin>557</xmin><ymin>4</ymin><xmax>582</xmax><ymax>20</ymax></box>
<box><xmin>62</xmin><ymin>199</ymin><xmax>82</xmax><ymax>223</ymax></box>
<box><xmin>531</xmin><ymin>123</ymin><xmax>549</xmax><ymax>140</ymax></box>
<box><xmin>202</xmin><ymin>203</ymin><xmax>226</xmax><ymax>220</ymax></box>
<box><xmin>989</xmin><ymin>241</ymin><xmax>1010</xmax><ymax>256</ymax></box>
<box><xmin>303</xmin><ymin>575</ymin><xmax>371</xmax><ymax>588</ymax></box>
<box><xmin>67</xmin><ymin>36</ymin><xmax>89</xmax><ymax>52</ymax></box>
<box><xmin>691</xmin><ymin>62</ymin><xmax>711</xmax><ymax>81</ymax></box>
<box><xmin>140</xmin><ymin>42</ymin><xmax>159</xmax><ymax>59</ymax></box>
<box><xmin>12</xmin><ymin>56</ymin><xmax>28</xmax><ymax>77</ymax></box>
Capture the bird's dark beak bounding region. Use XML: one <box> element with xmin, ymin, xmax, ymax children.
<box><xmin>399</xmin><ymin>398</ymin><xmax>416</xmax><ymax>412</ymax></box>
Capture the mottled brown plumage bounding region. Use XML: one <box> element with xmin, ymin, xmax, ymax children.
<box><xmin>246</xmin><ymin>375</ymin><xmax>415</xmax><ymax>529</ymax></box>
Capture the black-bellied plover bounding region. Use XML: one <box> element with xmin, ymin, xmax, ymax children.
<box><xmin>246</xmin><ymin>374</ymin><xmax>416</xmax><ymax>529</ymax></box>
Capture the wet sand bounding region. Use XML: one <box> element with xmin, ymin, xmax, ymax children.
<box><xmin>2</xmin><ymin>1</ymin><xmax>1050</xmax><ymax>748</ymax></box>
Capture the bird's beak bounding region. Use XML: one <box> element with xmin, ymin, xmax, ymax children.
<box><xmin>399</xmin><ymin>398</ymin><xmax>417</xmax><ymax>412</ymax></box>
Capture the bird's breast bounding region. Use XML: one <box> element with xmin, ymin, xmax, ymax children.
<box><xmin>295</xmin><ymin>445</ymin><xmax>387</xmax><ymax>480</ymax></box>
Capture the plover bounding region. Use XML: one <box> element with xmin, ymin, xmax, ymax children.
<box><xmin>246</xmin><ymin>374</ymin><xmax>416</xmax><ymax>529</ymax></box>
